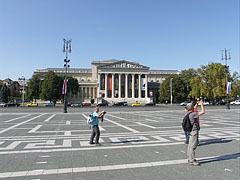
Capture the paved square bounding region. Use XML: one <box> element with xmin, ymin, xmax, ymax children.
<box><xmin>0</xmin><ymin>106</ymin><xmax>239</xmax><ymax>180</ymax></box>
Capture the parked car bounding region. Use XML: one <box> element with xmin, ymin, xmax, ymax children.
<box><xmin>45</xmin><ymin>102</ymin><xmax>55</xmax><ymax>107</ymax></box>
<box><xmin>180</xmin><ymin>101</ymin><xmax>191</xmax><ymax>106</ymax></box>
<box><xmin>26</xmin><ymin>102</ymin><xmax>38</xmax><ymax>107</ymax></box>
<box><xmin>230</xmin><ymin>100</ymin><xmax>240</xmax><ymax>105</ymax></box>
<box><xmin>216</xmin><ymin>101</ymin><xmax>226</xmax><ymax>105</ymax></box>
<box><xmin>132</xmin><ymin>102</ymin><xmax>142</xmax><ymax>107</ymax></box>
<box><xmin>5</xmin><ymin>102</ymin><xmax>20</xmax><ymax>107</ymax></box>
<box><xmin>97</xmin><ymin>102</ymin><xmax>108</xmax><ymax>106</ymax></box>
<box><xmin>83</xmin><ymin>103</ymin><xmax>91</xmax><ymax>107</ymax></box>
<box><xmin>0</xmin><ymin>102</ymin><xmax>6</xmax><ymax>107</ymax></box>
<box><xmin>199</xmin><ymin>102</ymin><xmax>209</xmax><ymax>106</ymax></box>
<box><xmin>113</xmin><ymin>101</ymin><xmax>128</xmax><ymax>106</ymax></box>
<box><xmin>145</xmin><ymin>102</ymin><xmax>156</xmax><ymax>106</ymax></box>
<box><xmin>67</xmin><ymin>103</ymin><xmax>72</xmax><ymax>107</ymax></box>
<box><xmin>71</xmin><ymin>103</ymin><xmax>83</xmax><ymax>107</ymax></box>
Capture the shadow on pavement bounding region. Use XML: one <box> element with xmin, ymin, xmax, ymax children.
<box><xmin>198</xmin><ymin>153</ymin><xmax>240</xmax><ymax>164</ymax></box>
<box><xmin>109</xmin><ymin>140</ymin><xmax>146</xmax><ymax>144</ymax></box>
<box><xmin>199</xmin><ymin>138</ymin><xmax>232</xmax><ymax>146</ymax></box>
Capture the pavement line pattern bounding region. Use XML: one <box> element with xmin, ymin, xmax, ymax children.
<box><xmin>0</xmin><ymin>142</ymin><xmax>184</xmax><ymax>154</ymax></box>
<box><xmin>44</xmin><ymin>114</ymin><xmax>56</xmax><ymax>122</ymax></box>
<box><xmin>0</xmin><ymin>114</ymin><xmax>46</xmax><ymax>134</ymax></box>
<box><xmin>104</xmin><ymin>117</ymin><xmax>140</xmax><ymax>133</ymax></box>
<box><xmin>28</xmin><ymin>125</ymin><xmax>42</xmax><ymax>133</ymax></box>
<box><xmin>0</xmin><ymin>154</ymin><xmax>238</xmax><ymax>178</ymax></box>
<box><xmin>5</xmin><ymin>114</ymin><xmax>31</xmax><ymax>123</ymax></box>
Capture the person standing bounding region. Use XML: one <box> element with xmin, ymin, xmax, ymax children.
<box><xmin>89</xmin><ymin>107</ymin><xmax>105</xmax><ymax>146</ymax></box>
<box><xmin>184</xmin><ymin>101</ymin><xmax>205</xmax><ymax>166</ymax></box>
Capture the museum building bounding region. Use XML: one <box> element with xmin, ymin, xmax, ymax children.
<box><xmin>34</xmin><ymin>59</ymin><xmax>179</xmax><ymax>104</ymax></box>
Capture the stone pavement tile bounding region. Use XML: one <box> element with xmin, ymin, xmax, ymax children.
<box><xmin>72</xmin><ymin>171</ymin><xmax>105</xmax><ymax>180</ymax></box>
<box><xmin>7</xmin><ymin>177</ymin><xmax>25</xmax><ymax>180</ymax></box>
<box><xmin>23</xmin><ymin>175</ymin><xmax>43</xmax><ymax>180</ymax></box>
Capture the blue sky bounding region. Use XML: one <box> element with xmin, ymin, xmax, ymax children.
<box><xmin>0</xmin><ymin>0</ymin><xmax>239</xmax><ymax>80</ymax></box>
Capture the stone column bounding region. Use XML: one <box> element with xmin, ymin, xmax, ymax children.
<box><xmin>86</xmin><ymin>87</ymin><xmax>89</xmax><ymax>98</ymax></box>
<box><xmin>132</xmin><ymin>74</ymin><xmax>134</xmax><ymax>98</ymax></box>
<box><xmin>145</xmin><ymin>74</ymin><xmax>148</xmax><ymax>98</ymax></box>
<box><xmin>97</xmin><ymin>73</ymin><xmax>100</xmax><ymax>98</ymax></box>
<box><xmin>125</xmin><ymin>74</ymin><xmax>128</xmax><ymax>98</ymax></box>
<box><xmin>105</xmin><ymin>73</ymin><xmax>107</xmax><ymax>98</ymax></box>
<box><xmin>93</xmin><ymin>87</ymin><xmax>96</xmax><ymax>98</ymax></box>
<box><xmin>112</xmin><ymin>74</ymin><xmax>114</xmax><ymax>98</ymax></box>
<box><xmin>138</xmin><ymin>74</ymin><xmax>141</xmax><ymax>98</ymax></box>
<box><xmin>118</xmin><ymin>74</ymin><xmax>121</xmax><ymax>98</ymax></box>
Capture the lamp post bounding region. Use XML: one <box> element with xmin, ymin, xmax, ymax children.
<box><xmin>170</xmin><ymin>78</ymin><xmax>173</xmax><ymax>105</ymax></box>
<box><xmin>63</xmin><ymin>39</ymin><xmax>71</xmax><ymax>113</ymax></box>
<box><xmin>18</xmin><ymin>76</ymin><xmax>25</xmax><ymax>106</ymax></box>
<box><xmin>221</xmin><ymin>48</ymin><xmax>231</xmax><ymax>109</ymax></box>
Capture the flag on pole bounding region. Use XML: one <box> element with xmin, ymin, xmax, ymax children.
<box><xmin>62</xmin><ymin>79</ymin><xmax>68</xmax><ymax>95</ymax></box>
<box><xmin>227</xmin><ymin>82</ymin><xmax>232</xmax><ymax>94</ymax></box>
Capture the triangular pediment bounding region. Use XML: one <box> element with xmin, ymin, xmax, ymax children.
<box><xmin>99</xmin><ymin>60</ymin><xmax>149</xmax><ymax>70</ymax></box>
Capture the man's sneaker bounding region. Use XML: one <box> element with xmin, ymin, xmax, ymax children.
<box><xmin>89</xmin><ymin>142</ymin><xmax>94</xmax><ymax>145</ymax></box>
<box><xmin>95</xmin><ymin>143</ymin><xmax>101</xmax><ymax>146</ymax></box>
<box><xmin>188</xmin><ymin>160</ymin><xmax>200</xmax><ymax>166</ymax></box>
<box><xmin>184</xmin><ymin>141</ymin><xmax>189</xmax><ymax>144</ymax></box>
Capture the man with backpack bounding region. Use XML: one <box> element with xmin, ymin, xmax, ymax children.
<box><xmin>183</xmin><ymin>101</ymin><xmax>205</xmax><ymax>166</ymax></box>
<box><xmin>89</xmin><ymin>107</ymin><xmax>106</xmax><ymax>146</ymax></box>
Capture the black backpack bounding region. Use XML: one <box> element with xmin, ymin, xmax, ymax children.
<box><xmin>182</xmin><ymin>112</ymin><xmax>193</xmax><ymax>132</ymax></box>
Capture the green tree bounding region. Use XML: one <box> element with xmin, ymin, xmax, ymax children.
<box><xmin>58</xmin><ymin>75</ymin><xmax>79</xmax><ymax>97</ymax></box>
<box><xmin>40</xmin><ymin>71</ymin><xmax>62</xmax><ymax>103</ymax></box>
<box><xmin>26</xmin><ymin>74</ymin><xmax>41</xmax><ymax>102</ymax></box>
<box><xmin>0</xmin><ymin>84</ymin><xmax>9</xmax><ymax>103</ymax></box>
<box><xmin>159</xmin><ymin>75</ymin><xmax>186</xmax><ymax>103</ymax></box>
<box><xmin>230</xmin><ymin>73</ymin><xmax>240</xmax><ymax>100</ymax></box>
<box><xmin>179</xmin><ymin>68</ymin><xmax>197</xmax><ymax>99</ymax></box>
<box><xmin>0</xmin><ymin>81</ymin><xmax>2</xmax><ymax>90</ymax></box>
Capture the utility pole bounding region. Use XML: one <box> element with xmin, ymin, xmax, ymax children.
<box><xmin>221</xmin><ymin>48</ymin><xmax>231</xmax><ymax>109</ymax></box>
<box><xmin>62</xmin><ymin>39</ymin><xmax>71</xmax><ymax>113</ymax></box>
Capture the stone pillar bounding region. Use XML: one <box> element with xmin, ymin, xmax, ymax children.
<box><xmin>97</xmin><ymin>73</ymin><xmax>100</xmax><ymax>98</ymax></box>
<box><xmin>86</xmin><ymin>87</ymin><xmax>89</xmax><ymax>98</ymax></box>
<box><xmin>105</xmin><ymin>73</ymin><xmax>107</xmax><ymax>98</ymax></box>
<box><xmin>93</xmin><ymin>87</ymin><xmax>96</xmax><ymax>98</ymax></box>
<box><xmin>118</xmin><ymin>74</ymin><xmax>121</xmax><ymax>98</ymax></box>
<box><xmin>112</xmin><ymin>74</ymin><xmax>114</xmax><ymax>98</ymax></box>
<box><xmin>145</xmin><ymin>74</ymin><xmax>148</xmax><ymax>98</ymax></box>
<box><xmin>125</xmin><ymin>74</ymin><xmax>128</xmax><ymax>98</ymax></box>
<box><xmin>132</xmin><ymin>74</ymin><xmax>134</xmax><ymax>98</ymax></box>
<box><xmin>138</xmin><ymin>74</ymin><xmax>141</xmax><ymax>98</ymax></box>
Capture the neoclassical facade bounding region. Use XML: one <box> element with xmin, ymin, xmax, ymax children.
<box><xmin>34</xmin><ymin>59</ymin><xmax>179</xmax><ymax>103</ymax></box>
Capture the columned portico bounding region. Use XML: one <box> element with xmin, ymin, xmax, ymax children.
<box><xmin>111</xmin><ymin>74</ymin><xmax>114</xmax><ymax>98</ymax></box>
<box><xmin>118</xmin><ymin>74</ymin><xmax>121</xmax><ymax>98</ymax></box>
<box><xmin>35</xmin><ymin>59</ymin><xmax>179</xmax><ymax>104</ymax></box>
<box><xmin>138</xmin><ymin>74</ymin><xmax>141</xmax><ymax>98</ymax></box>
<box><xmin>98</xmin><ymin>72</ymin><xmax>150</xmax><ymax>103</ymax></box>
<box><xmin>125</xmin><ymin>74</ymin><xmax>128</xmax><ymax>98</ymax></box>
<box><xmin>105</xmin><ymin>74</ymin><xmax>107</xmax><ymax>98</ymax></box>
<box><xmin>132</xmin><ymin>74</ymin><xmax>134</xmax><ymax>98</ymax></box>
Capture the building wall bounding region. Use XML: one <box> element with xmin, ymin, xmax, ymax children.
<box><xmin>34</xmin><ymin>60</ymin><xmax>179</xmax><ymax>104</ymax></box>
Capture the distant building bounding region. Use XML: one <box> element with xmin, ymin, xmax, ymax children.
<box><xmin>2</xmin><ymin>78</ymin><xmax>21</xmax><ymax>98</ymax></box>
<box><xmin>34</xmin><ymin>59</ymin><xmax>179</xmax><ymax>103</ymax></box>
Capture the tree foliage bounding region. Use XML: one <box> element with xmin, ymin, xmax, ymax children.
<box><xmin>26</xmin><ymin>74</ymin><xmax>41</xmax><ymax>102</ymax></box>
<box><xmin>159</xmin><ymin>62</ymin><xmax>239</xmax><ymax>103</ymax></box>
<box><xmin>40</xmin><ymin>71</ymin><xmax>62</xmax><ymax>103</ymax></box>
<box><xmin>0</xmin><ymin>84</ymin><xmax>9</xmax><ymax>103</ymax></box>
<box><xmin>39</xmin><ymin>72</ymin><xmax>79</xmax><ymax>103</ymax></box>
<box><xmin>58</xmin><ymin>75</ymin><xmax>79</xmax><ymax>96</ymax></box>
